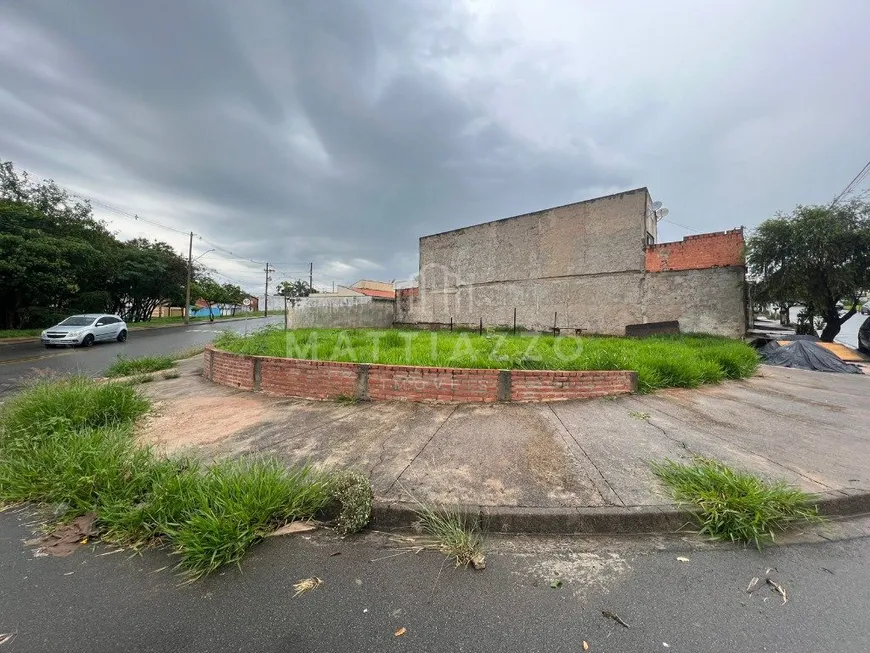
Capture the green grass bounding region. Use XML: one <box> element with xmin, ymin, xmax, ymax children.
<box><xmin>0</xmin><ymin>328</ymin><xmax>43</xmax><ymax>339</ymax></box>
<box><xmin>651</xmin><ymin>457</ymin><xmax>822</xmax><ymax>549</ymax></box>
<box><xmin>0</xmin><ymin>377</ymin><xmax>362</xmax><ymax>578</ymax></box>
<box><xmin>106</xmin><ymin>355</ymin><xmax>175</xmax><ymax>378</ymax></box>
<box><xmin>215</xmin><ymin>328</ymin><xmax>759</xmax><ymax>393</ymax></box>
<box><xmin>414</xmin><ymin>504</ymin><xmax>486</xmax><ymax>569</ymax></box>
<box><xmin>0</xmin><ymin>377</ymin><xmax>150</xmax><ymax>438</ymax></box>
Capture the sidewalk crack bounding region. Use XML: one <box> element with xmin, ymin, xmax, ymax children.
<box><xmin>548</xmin><ymin>404</ymin><xmax>625</xmax><ymax>507</ymax></box>
<box><xmin>384</xmin><ymin>404</ymin><xmax>458</xmax><ymax>497</ymax></box>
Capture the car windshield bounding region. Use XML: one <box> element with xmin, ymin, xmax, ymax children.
<box><xmin>58</xmin><ymin>316</ymin><xmax>95</xmax><ymax>327</ymax></box>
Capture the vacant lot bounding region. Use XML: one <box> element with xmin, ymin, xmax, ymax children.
<box><xmin>215</xmin><ymin>328</ymin><xmax>759</xmax><ymax>392</ymax></box>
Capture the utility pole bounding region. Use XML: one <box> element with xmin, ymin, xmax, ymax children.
<box><xmin>264</xmin><ymin>264</ymin><xmax>274</xmax><ymax>317</ymax></box>
<box><xmin>309</xmin><ymin>262</ymin><xmax>313</xmax><ymax>294</ymax></box>
<box><xmin>184</xmin><ymin>231</ymin><xmax>193</xmax><ymax>325</ymax></box>
<box><xmin>283</xmin><ymin>291</ymin><xmax>288</xmax><ymax>331</ymax></box>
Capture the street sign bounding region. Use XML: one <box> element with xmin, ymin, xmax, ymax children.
<box><xmin>242</xmin><ymin>298</ymin><xmax>251</xmax><ymax>306</ymax></box>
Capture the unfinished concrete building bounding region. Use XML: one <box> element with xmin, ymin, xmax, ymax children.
<box><xmin>396</xmin><ymin>188</ymin><xmax>746</xmax><ymax>338</ymax></box>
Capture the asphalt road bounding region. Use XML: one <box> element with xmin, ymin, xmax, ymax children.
<box><xmin>0</xmin><ymin>316</ymin><xmax>282</xmax><ymax>397</ymax></box>
<box><xmin>1</xmin><ymin>510</ymin><xmax>869</xmax><ymax>653</ymax></box>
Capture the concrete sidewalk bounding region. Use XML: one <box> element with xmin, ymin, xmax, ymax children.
<box><xmin>139</xmin><ymin>360</ymin><xmax>870</xmax><ymax>532</ymax></box>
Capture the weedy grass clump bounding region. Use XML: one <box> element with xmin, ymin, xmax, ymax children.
<box><xmin>0</xmin><ymin>377</ymin><xmax>372</xmax><ymax>578</ymax></box>
<box><xmin>105</xmin><ymin>355</ymin><xmax>175</xmax><ymax>378</ymax></box>
<box><xmin>414</xmin><ymin>504</ymin><xmax>486</xmax><ymax>569</ymax></box>
<box><xmin>328</xmin><ymin>470</ymin><xmax>373</xmax><ymax>535</ymax></box>
<box><xmin>651</xmin><ymin>457</ymin><xmax>822</xmax><ymax>549</ymax></box>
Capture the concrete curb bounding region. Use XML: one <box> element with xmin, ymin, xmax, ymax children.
<box><xmin>370</xmin><ymin>488</ymin><xmax>870</xmax><ymax>534</ymax></box>
<box><xmin>0</xmin><ymin>315</ymin><xmax>268</xmax><ymax>346</ymax></box>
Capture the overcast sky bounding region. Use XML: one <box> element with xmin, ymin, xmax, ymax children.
<box><xmin>2</xmin><ymin>0</ymin><xmax>869</xmax><ymax>293</ymax></box>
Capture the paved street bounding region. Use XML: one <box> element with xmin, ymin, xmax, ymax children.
<box><xmin>0</xmin><ymin>317</ymin><xmax>282</xmax><ymax>397</ymax></box>
<box><xmin>2</xmin><ymin>509</ymin><xmax>870</xmax><ymax>653</ymax></box>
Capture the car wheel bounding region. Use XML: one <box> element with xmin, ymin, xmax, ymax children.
<box><xmin>81</xmin><ymin>334</ymin><xmax>95</xmax><ymax>348</ymax></box>
<box><xmin>117</xmin><ymin>329</ymin><xmax>127</xmax><ymax>342</ymax></box>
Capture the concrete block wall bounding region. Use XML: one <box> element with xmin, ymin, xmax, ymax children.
<box><xmin>287</xmin><ymin>297</ymin><xmax>395</xmax><ymax>329</ymax></box>
<box><xmin>204</xmin><ymin>347</ymin><xmax>637</xmax><ymax>403</ymax></box>
<box><xmin>645</xmin><ymin>229</ymin><xmax>744</xmax><ymax>272</ymax></box>
<box><xmin>419</xmin><ymin>188</ymin><xmax>649</xmax><ymax>290</ymax></box>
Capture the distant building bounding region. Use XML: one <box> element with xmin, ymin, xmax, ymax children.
<box><xmin>350</xmin><ymin>279</ymin><xmax>395</xmax><ymax>299</ymax></box>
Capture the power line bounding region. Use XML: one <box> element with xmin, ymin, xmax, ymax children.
<box><xmin>831</xmin><ymin>157</ymin><xmax>870</xmax><ymax>207</ymax></box>
<box><xmin>21</xmin><ymin>170</ymin><xmax>329</xmax><ymax>279</ymax></box>
<box><xmin>661</xmin><ymin>218</ymin><xmax>703</xmax><ymax>234</ymax></box>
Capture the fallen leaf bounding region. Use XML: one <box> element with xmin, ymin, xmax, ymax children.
<box><xmin>292</xmin><ymin>577</ymin><xmax>323</xmax><ymax>597</ymax></box>
<box><xmin>329</xmin><ymin>551</ymin><xmax>342</xmax><ymax>557</ymax></box>
<box><xmin>583</xmin><ymin>640</ymin><xmax>589</xmax><ymax>650</ymax></box>
<box><xmin>471</xmin><ymin>553</ymin><xmax>486</xmax><ymax>570</ymax></box>
<box><xmin>63</xmin><ymin>571</ymin><xmax>75</xmax><ymax>576</ymax></box>
<box><xmin>394</xmin><ymin>627</ymin><xmax>407</xmax><ymax>637</ymax></box>
<box><xmin>550</xmin><ymin>579</ymin><xmax>563</xmax><ymax>589</ymax></box>
<box><xmin>0</xmin><ymin>632</ymin><xmax>17</xmax><ymax>646</ymax></box>
<box><xmin>746</xmin><ymin>577</ymin><xmax>760</xmax><ymax>593</ymax></box>
<box><xmin>269</xmin><ymin>521</ymin><xmax>317</xmax><ymax>537</ymax></box>
<box><xmin>676</xmin><ymin>556</ymin><xmax>690</xmax><ymax>562</ymax></box>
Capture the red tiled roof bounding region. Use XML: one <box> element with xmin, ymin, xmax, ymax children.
<box><xmin>354</xmin><ymin>288</ymin><xmax>395</xmax><ymax>299</ymax></box>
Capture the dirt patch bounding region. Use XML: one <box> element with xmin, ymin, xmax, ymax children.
<box><xmin>137</xmin><ymin>395</ymin><xmax>278</xmax><ymax>454</ymax></box>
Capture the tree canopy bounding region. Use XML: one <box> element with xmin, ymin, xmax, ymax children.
<box><xmin>276</xmin><ymin>280</ymin><xmax>317</xmax><ymax>298</ymax></box>
<box><xmin>747</xmin><ymin>197</ymin><xmax>870</xmax><ymax>341</ymax></box>
<box><xmin>0</xmin><ymin>161</ymin><xmax>190</xmax><ymax>328</ymax></box>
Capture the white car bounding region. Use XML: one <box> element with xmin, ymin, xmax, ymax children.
<box><xmin>41</xmin><ymin>314</ymin><xmax>128</xmax><ymax>348</ymax></box>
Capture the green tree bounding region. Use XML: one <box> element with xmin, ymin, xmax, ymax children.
<box><xmin>108</xmin><ymin>239</ymin><xmax>188</xmax><ymax>323</ymax></box>
<box><xmin>747</xmin><ymin>197</ymin><xmax>870</xmax><ymax>342</ymax></box>
<box><xmin>220</xmin><ymin>283</ymin><xmax>247</xmax><ymax>316</ymax></box>
<box><xmin>1</xmin><ymin>160</ymin><xmax>190</xmax><ymax>327</ymax></box>
<box><xmin>276</xmin><ymin>280</ymin><xmax>316</xmax><ymax>298</ymax></box>
<box><xmin>190</xmin><ymin>275</ymin><xmax>230</xmax><ymax>314</ymax></box>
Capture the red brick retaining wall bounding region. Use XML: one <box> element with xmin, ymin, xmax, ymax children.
<box><xmin>367</xmin><ymin>365</ymin><xmax>501</xmax><ymax>403</ymax></box>
<box><xmin>203</xmin><ymin>346</ymin><xmax>637</xmax><ymax>403</ymax></box>
<box><xmin>510</xmin><ymin>370</ymin><xmax>637</xmax><ymax>402</ymax></box>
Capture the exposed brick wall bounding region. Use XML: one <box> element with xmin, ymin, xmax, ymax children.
<box><xmin>260</xmin><ymin>358</ymin><xmax>357</xmax><ymax>400</ymax></box>
<box><xmin>510</xmin><ymin>370</ymin><xmax>637</xmax><ymax>402</ymax></box>
<box><xmin>367</xmin><ymin>365</ymin><xmax>500</xmax><ymax>402</ymax></box>
<box><xmin>645</xmin><ymin>229</ymin><xmax>744</xmax><ymax>272</ymax></box>
<box><xmin>204</xmin><ymin>346</ymin><xmax>637</xmax><ymax>403</ymax></box>
<box><xmin>208</xmin><ymin>348</ymin><xmax>255</xmax><ymax>390</ymax></box>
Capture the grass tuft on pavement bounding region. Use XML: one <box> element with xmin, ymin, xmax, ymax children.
<box><xmin>0</xmin><ymin>377</ymin><xmax>367</xmax><ymax>578</ymax></box>
<box><xmin>214</xmin><ymin>328</ymin><xmax>759</xmax><ymax>393</ymax></box>
<box><xmin>415</xmin><ymin>505</ymin><xmax>486</xmax><ymax>569</ymax></box>
<box><xmin>651</xmin><ymin>457</ymin><xmax>822</xmax><ymax>549</ymax></box>
<box><xmin>106</xmin><ymin>355</ymin><xmax>175</xmax><ymax>378</ymax></box>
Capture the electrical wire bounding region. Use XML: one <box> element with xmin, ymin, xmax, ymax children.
<box><xmin>831</xmin><ymin>158</ymin><xmax>870</xmax><ymax>207</ymax></box>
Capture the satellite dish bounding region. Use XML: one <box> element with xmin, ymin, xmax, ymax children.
<box><xmin>651</xmin><ymin>201</ymin><xmax>663</xmax><ymax>210</ymax></box>
<box><xmin>655</xmin><ymin>208</ymin><xmax>670</xmax><ymax>221</ymax></box>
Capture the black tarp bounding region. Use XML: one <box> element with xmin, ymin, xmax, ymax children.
<box><xmin>760</xmin><ymin>339</ymin><xmax>864</xmax><ymax>374</ymax></box>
